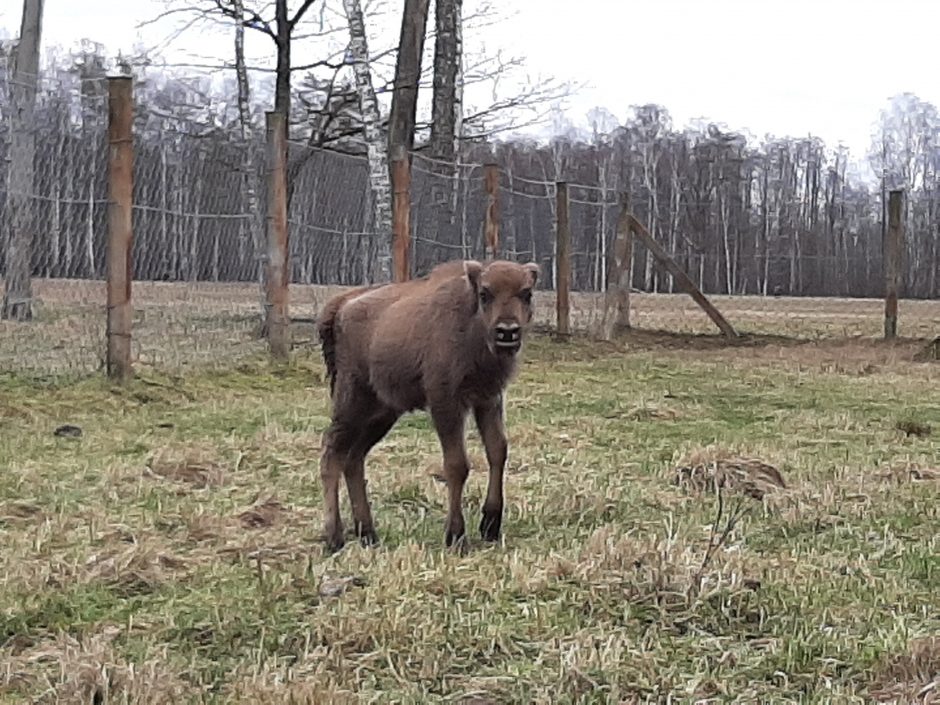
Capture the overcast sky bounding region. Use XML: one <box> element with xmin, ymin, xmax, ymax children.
<box><xmin>3</xmin><ymin>0</ymin><xmax>938</xmax><ymax>167</ymax></box>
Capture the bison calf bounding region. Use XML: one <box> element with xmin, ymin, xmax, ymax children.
<box><xmin>316</xmin><ymin>258</ymin><xmax>540</xmax><ymax>552</ymax></box>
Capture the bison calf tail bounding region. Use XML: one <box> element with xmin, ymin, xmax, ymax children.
<box><xmin>316</xmin><ymin>299</ymin><xmax>345</xmax><ymax>396</ymax></box>
<box><xmin>317</xmin><ymin>287</ymin><xmax>370</xmax><ymax>395</ymax></box>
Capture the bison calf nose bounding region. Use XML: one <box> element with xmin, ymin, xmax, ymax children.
<box><xmin>494</xmin><ymin>322</ymin><xmax>522</xmax><ymax>349</ymax></box>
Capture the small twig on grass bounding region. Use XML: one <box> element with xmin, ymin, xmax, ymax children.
<box><xmin>688</xmin><ymin>484</ymin><xmax>751</xmax><ymax>601</ymax></box>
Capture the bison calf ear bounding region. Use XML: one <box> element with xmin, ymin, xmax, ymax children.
<box><xmin>463</xmin><ymin>260</ymin><xmax>483</xmax><ymax>291</ymax></box>
<box><xmin>523</xmin><ymin>262</ymin><xmax>540</xmax><ymax>287</ymax></box>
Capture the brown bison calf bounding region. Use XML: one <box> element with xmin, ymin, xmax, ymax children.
<box><xmin>316</xmin><ymin>258</ymin><xmax>540</xmax><ymax>552</ymax></box>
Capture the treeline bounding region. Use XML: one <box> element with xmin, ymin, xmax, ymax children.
<box><xmin>1</xmin><ymin>55</ymin><xmax>937</xmax><ymax>298</ymax></box>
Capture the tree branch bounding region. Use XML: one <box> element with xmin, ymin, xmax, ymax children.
<box><xmin>211</xmin><ymin>0</ymin><xmax>277</xmax><ymax>42</ymax></box>
<box><xmin>289</xmin><ymin>0</ymin><xmax>319</xmax><ymax>30</ymax></box>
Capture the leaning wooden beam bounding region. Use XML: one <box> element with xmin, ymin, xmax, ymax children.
<box><xmin>628</xmin><ymin>214</ymin><xmax>738</xmax><ymax>338</ymax></box>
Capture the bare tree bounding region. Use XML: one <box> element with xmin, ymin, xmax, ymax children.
<box><xmin>2</xmin><ymin>0</ymin><xmax>43</xmax><ymax>321</ymax></box>
<box><xmin>342</xmin><ymin>0</ymin><xmax>392</xmax><ymax>282</ymax></box>
<box><xmin>232</xmin><ymin>0</ymin><xmax>265</xmax><ymax>325</ymax></box>
<box><xmin>387</xmin><ymin>0</ymin><xmax>430</xmax><ymax>161</ymax></box>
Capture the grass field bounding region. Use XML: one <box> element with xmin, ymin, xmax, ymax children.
<box><xmin>1</xmin><ymin>309</ymin><xmax>939</xmax><ymax>702</ymax></box>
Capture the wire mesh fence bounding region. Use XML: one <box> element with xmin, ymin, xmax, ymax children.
<box><xmin>2</xmin><ymin>70</ymin><xmax>939</xmax><ymax>379</ymax></box>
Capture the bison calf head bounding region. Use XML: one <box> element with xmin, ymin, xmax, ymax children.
<box><xmin>464</xmin><ymin>260</ymin><xmax>540</xmax><ymax>355</ymax></box>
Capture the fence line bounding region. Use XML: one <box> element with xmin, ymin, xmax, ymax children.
<box><xmin>1</xmin><ymin>74</ymin><xmax>938</xmax><ymax>379</ymax></box>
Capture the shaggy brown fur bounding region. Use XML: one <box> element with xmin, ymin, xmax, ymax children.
<box><xmin>316</xmin><ymin>258</ymin><xmax>540</xmax><ymax>552</ymax></box>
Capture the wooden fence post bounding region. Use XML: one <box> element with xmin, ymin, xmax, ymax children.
<box><xmin>391</xmin><ymin>145</ymin><xmax>411</xmax><ymax>282</ymax></box>
<box><xmin>106</xmin><ymin>76</ymin><xmax>134</xmax><ymax>381</ymax></box>
<box><xmin>484</xmin><ymin>163</ymin><xmax>500</xmax><ymax>259</ymax></box>
<box><xmin>555</xmin><ymin>181</ymin><xmax>571</xmax><ymax>336</ymax></box>
<box><xmin>264</xmin><ymin>111</ymin><xmax>290</xmax><ymax>361</ymax></box>
<box><xmin>884</xmin><ymin>189</ymin><xmax>903</xmax><ymax>340</ymax></box>
<box><xmin>599</xmin><ymin>192</ymin><xmax>632</xmax><ymax>340</ymax></box>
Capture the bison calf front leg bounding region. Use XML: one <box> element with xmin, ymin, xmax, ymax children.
<box><xmin>474</xmin><ymin>396</ymin><xmax>508</xmax><ymax>543</ymax></box>
<box><xmin>431</xmin><ymin>405</ymin><xmax>470</xmax><ymax>549</ymax></box>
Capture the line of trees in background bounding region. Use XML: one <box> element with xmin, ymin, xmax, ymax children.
<box><xmin>1</xmin><ymin>2</ymin><xmax>938</xmax><ymax>301</ymax></box>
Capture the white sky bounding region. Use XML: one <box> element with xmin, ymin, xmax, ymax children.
<box><xmin>3</xmin><ymin>0</ymin><xmax>939</xmax><ymax>169</ymax></box>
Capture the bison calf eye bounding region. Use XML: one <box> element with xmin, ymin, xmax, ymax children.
<box><xmin>518</xmin><ymin>289</ymin><xmax>532</xmax><ymax>305</ymax></box>
<box><xmin>479</xmin><ymin>288</ymin><xmax>494</xmax><ymax>306</ymax></box>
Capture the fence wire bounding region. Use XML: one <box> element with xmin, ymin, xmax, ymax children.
<box><xmin>1</xmin><ymin>71</ymin><xmax>939</xmax><ymax>379</ymax></box>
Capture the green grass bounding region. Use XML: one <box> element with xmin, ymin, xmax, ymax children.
<box><xmin>1</xmin><ymin>333</ymin><xmax>939</xmax><ymax>703</ymax></box>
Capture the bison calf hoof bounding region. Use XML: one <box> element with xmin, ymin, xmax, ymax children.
<box><xmin>324</xmin><ymin>534</ymin><xmax>345</xmax><ymax>554</ymax></box>
<box><xmin>480</xmin><ymin>511</ymin><xmax>502</xmax><ymax>542</ymax></box>
<box><xmin>445</xmin><ymin>528</ymin><xmax>467</xmax><ymax>552</ymax></box>
<box><xmin>355</xmin><ymin>523</ymin><xmax>379</xmax><ymax>548</ymax></box>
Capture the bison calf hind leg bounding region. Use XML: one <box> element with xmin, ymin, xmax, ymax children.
<box><xmin>319</xmin><ymin>428</ymin><xmax>349</xmax><ymax>553</ymax></box>
<box><xmin>474</xmin><ymin>396</ymin><xmax>508</xmax><ymax>543</ymax></box>
<box><xmin>345</xmin><ymin>407</ymin><xmax>400</xmax><ymax>548</ymax></box>
<box><xmin>320</xmin><ymin>384</ymin><xmax>398</xmax><ymax>553</ymax></box>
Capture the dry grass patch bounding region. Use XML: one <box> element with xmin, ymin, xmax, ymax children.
<box><xmin>0</xmin><ymin>501</ymin><xmax>44</xmax><ymax>526</ymax></box>
<box><xmin>870</xmin><ymin>636</ymin><xmax>940</xmax><ymax>704</ymax></box>
<box><xmin>237</xmin><ymin>496</ymin><xmax>290</xmax><ymax>529</ymax></box>
<box><xmin>83</xmin><ymin>542</ymin><xmax>189</xmax><ymax>597</ymax></box>
<box><xmin>878</xmin><ymin>464</ymin><xmax>940</xmax><ymax>484</ymax></box>
<box><xmin>0</xmin><ymin>628</ymin><xmax>198</xmax><ymax>704</ymax></box>
<box><xmin>144</xmin><ymin>443</ymin><xmax>228</xmax><ymax>489</ymax></box>
<box><xmin>672</xmin><ymin>445</ymin><xmax>787</xmax><ymax>502</ymax></box>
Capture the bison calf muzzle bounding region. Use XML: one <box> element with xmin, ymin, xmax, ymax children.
<box><xmin>316</xmin><ymin>258</ymin><xmax>539</xmax><ymax>553</ymax></box>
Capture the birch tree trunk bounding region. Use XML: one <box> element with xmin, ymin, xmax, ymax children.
<box><xmin>343</xmin><ymin>0</ymin><xmax>392</xmax><ymax>282</ymax></box>
<box><xmin>430</xmin><ymin>0</ymin><xmax>462</xmax><ymax>162</ymax></box>
<box><xmin>2</xmin><ymin>0</ymin><xmax>44</xmax><ymax>320</ymax></box>
<box><xmin>233</xmin><ymin>0</ymin><xmax>265</xmax><ymax>318</ymax></box>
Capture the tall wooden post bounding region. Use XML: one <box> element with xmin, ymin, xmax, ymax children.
<box><xmin>599</xmin><ymin>192</ymin><xmax>633</xmax><ymax>340</ymax></box>
<box><xmin>555</xmin><ymin>181</ymin><xmax>571</xmax><ymax>336</ymax></box>
<box><xmin>484</xmin><ymin>163</ymin><xmax>500</xmax><ymax>259</ymax></box>
<box><xmin>884</xmin><ymin>188</ymin><xmax>903</xmax><ymax>339</ymax></box>
<box><xmin>1</xmin><ymin>0</ymin><xmax>43</xmax><ymax>321</ymax></box>
<box><xmin>391</xmin><ymin>146</ymin><xmax>411</xmax><ymax>282</ymax></box>
<box><xmin>265</xmin><ymin>111</ymin><xmax>290</xmax><ymax>361</ymax></box>
<box><xmin>106</xmin><ymin>76</ymin><xmax>134</xmax><ymax>381</ymax></box>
